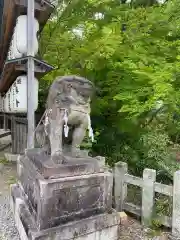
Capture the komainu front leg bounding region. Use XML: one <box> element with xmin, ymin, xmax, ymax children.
<box><xmin>49</xmin><ymin>109</ymin><xmax>64</xmax><ymax>164</ymax></box>
<box><xmin>71</xmin><ymin>123</ymin><xmax>88</xmax><ymax>157</ymax></box>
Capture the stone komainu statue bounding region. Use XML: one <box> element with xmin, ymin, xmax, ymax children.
<box><xmin>35</xmin><ymin>75</ymin><xmax>94</xmax><ymax>161</ymax></box>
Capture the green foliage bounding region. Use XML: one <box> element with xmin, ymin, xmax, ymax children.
<box><xmin>7</xmin><ymin>176</ymin><xmax>17</xmax><ymax>185</ymax></box>
<box><xmin>0</xmin><ymin>157</ymin><xmax>10</xmax><ymax>165</ymax></box>
<box><xmin>155</xmin><ymin>194</ymin><xmax>172</xmax><ymax>217</ymax></box>
<box><xmin>39</xmin><ymin>0</ymin><xmax>180</xmax><ymax>182</ymax></box>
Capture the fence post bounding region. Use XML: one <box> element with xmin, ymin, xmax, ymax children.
<box><xmin>172</xmin><ymin>170</ymin><xmax>180</xmax><ymax>237</ymax></box>
<box><xmin>11</xmin><ymin>115</ymin><xmax>16</xmax><ymax>154</ymax></box>
<box><xmin>142</xmin><ymin>168</ymin><xmax>156</xmax><ymax>227</ymax></box>
<box><xmin>3</xmin><ymin>113</ymin><xmax>8</xmax><ymax>130</ymax></box>
<box><xmin>11</xmin><ymin>115</ymin><xmax>15</xmax><ymax>153</ymax></box>
<box><xmin>114</xmin><ymin>161</ymin><xmax>128</xmax><ymax>212</ymax></box>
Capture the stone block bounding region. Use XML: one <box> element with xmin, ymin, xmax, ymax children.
<box><xmin>119</xmin><ymin>212</ymin><xmax>128</xmax><ymax>226</ymax></box>
<box><xmin>22</xmin><ymin>148</ymin><xmax>104</xmax><ymax>179</ymax></box>
<box><xmin>16</xmin><ymin>159</ymin><xmax>113</xmax><ymax>230</ymax></box>
<box><xmin>11</xmin><ymin>184</ymin><xmax>120</xmax><ymax>240</ymax></box>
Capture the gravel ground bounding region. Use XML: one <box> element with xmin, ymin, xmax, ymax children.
<box><xmin>0</xmin><ymin>163</ymin><xmax>20</xmax><ymax>240</ymax></box>
<box><xmin>119</xmin><ymin>217</ymin><xmax>145</xmax><ymax>239</ymax></box>
<box><xmin>0</xmin><ymin>162</ymin><xmax>168</xmax><ymax>240</ymax></box>
<box><xmin>119</xmin><ymin>218</ymin><xmax>171</xmax><ymax>240</ymax></box>
<box><xmin>0</xmin><ymin>195</ymin><xmax>20</xmax><ymax>240</ymax></box>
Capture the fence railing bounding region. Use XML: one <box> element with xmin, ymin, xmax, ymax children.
<box><xmin>113</xmin><ymin>161</ymin><xmax>180</xmax><ymax>237</ymax></box>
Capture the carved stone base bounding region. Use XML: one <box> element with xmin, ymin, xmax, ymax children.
<box><xmin>16</xmin><ymin>150</ymin><xmax>112</xmax><ymax>230</ymax></box>
<box><xmin>11</xmin><ymin>184</ymin><xmax>121</xmax><ymax>240</ymax></box>
<box><xmin>22</xmin><ymin>148</ymin><xmax>104</xmax><ymax>179</ymax></box>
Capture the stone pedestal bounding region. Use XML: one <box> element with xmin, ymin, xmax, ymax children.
<box><xmin>11</xmin><ymin>149</ymin><xmax>121</xmax><ymax>239</ymax></box>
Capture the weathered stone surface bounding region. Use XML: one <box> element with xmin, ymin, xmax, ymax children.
<box><xmin>17</xmin><ymin>155</ymin><xmax>113</xmax><ymax>230</ymax></box>
<box><xmin>35</xmin><ymin>75</ymin><xmax>95</xmax><ymax>161</ymax></box>
<box><xmin>22</xmin><ymin>148</ymin><xmax>103</xmax><ymax>179</ymax></box>
<box><xmin>13</xmin><ymin>148</ymin><xmax>115</xmax><ymax>238</ymax></box>
<box><xmin>11</xmin><ymin>184</ymin><xmax>120</xmax><ymax>240</ymax></box>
